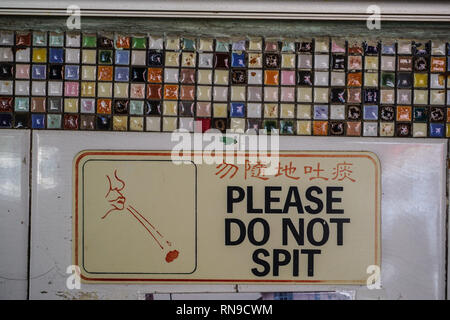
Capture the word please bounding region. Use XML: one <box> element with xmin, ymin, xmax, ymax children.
<box><xmin>227</xmin><ymin>185</ymin><xmax>344</xmax><ymax>214</ymax></box>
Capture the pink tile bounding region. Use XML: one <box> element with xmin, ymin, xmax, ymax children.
<box><xmin>196</xmin><ymin>102</ymin><xmax>211</xmax><ymax>117</ymax></box>
<box><xmin>281</xmin><ymin>70</ymin><xmax>295</xmax><ymax>85</ymax></box>
<box><xmin>15</xmin><ymin>64</ymin><xmax>30</xmax><ymax>79</ymax></box>
<box><xmin>281</xmin><ymin>87</ymin><xmax>295</xmax><ymax>102</ymax></box>
<box><xmin>64</xmin><ymin>82</ymin><xmax>79</xmax><ymax>96</ymax></box>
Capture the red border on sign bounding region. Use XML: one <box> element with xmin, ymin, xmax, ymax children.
<box><xmin>74</xmin><ymin>151</ymin><xmax>380</xmax><ymax>283</ymax></box>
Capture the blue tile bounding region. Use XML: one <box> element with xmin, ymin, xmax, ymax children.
<box><xmin>231</xmin><ymin>52</ymin><xmax>246</xmax><ymax>68</ymax></box>
<box><xmin>363</xmin><ymin>105</ymin><xmax>379</xmax><ymax>120</ymax></box>
<box><xmin>232</xmin><ymin>40</ymin><xmax>246</xmax><ymax>51</ymax></box>
<box><xmin>49</xmin><ymin>48</ymin><xmax>64</xmax><ymax>63</ymax></box>
<box><xmin>430</xmin><ymin>123</ymin><xmax>444</xmax><ymax>137</ymax></box>
<box><xmin>115</xmin><ymin>50</ymin><xmax>130</xmax><ymax>65</ymax></box>
<box><xmin>115</xmin><ymin>67</ymin><xmax>129</xmax><ymax>82</ymax></box>
<box><xmin>0</xmin><ymin>113</ymin><xmax>12</xmax><ymax>128</ymax></box>
<box><xmin>64</xmin><ymin>65</ymin><xmax>79</xmax><ymax>80</ymax></box>
<box><xmin>313</xmin><ymin>105</ymin><xmax>328</xmax><ymax>120</ymax></box>
<box><xmin>230</xmin><ymin>102</ymin><xmax>245</xmax><ymax>117</ymax></box>
<box><xmin>382</xmin><ymin>44</ymin><xmax>396</xmax><ymax>54</ymax></box>
<box><xmin>31</xmin><ymin>65</ymin><xmax>46</xmax><ymax>80</ymax></box>
<box><xmin>31</xmin><ymin>114</ymin><xmax>45</xmax><ymax>129</ymax></box>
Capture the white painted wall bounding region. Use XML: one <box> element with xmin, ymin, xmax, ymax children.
<box><xmin>0</xmin><ymin>130</ymin><xmax>30</xmax><ymax>300</ymax></box>
<box><xmin>29</xmin><ymin>132</ymin><xmax>447</xmax><ymax>299</ymax></box>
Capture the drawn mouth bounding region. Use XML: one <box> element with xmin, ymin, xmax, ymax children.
<box><xmin>109</xmin><ymin>196</ymin><xmax>125</xmax><ymax>206</ymax></box>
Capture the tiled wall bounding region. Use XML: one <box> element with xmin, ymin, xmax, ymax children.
<box><xmin>0</xmin><ymin>31</ymin><xmax>449</xmax><ymax>137</ymax></box>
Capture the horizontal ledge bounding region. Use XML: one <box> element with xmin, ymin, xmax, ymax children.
<box><xmin>0</xmin><ymin>8</ymin><xmax>450</xmax><ymax>22</ymax></box>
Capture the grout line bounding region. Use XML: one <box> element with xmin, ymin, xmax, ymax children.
<box><xmin>26</xmin><ymin>128</ymin><xmax>32</xmax><ymax>300</ymax></box>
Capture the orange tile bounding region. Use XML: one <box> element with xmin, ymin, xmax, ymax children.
<box><xmin>147</xmin><ymin>84</ymin><xmax>162</xmax><ymax>99</ymax></box>
<box><xmin>446</xmin><ymin>108</ymin><xmax>450</xmax><ymax>122</ymax></box>
<box><xmin>98</xmin><ymin>66</ymin><xmax>113</xmax><ymax>81</ymax></box>
<box><xmin>116</xmin><ymin>36</ymin><xmax>130</xmax><ymax>49</ymax></box>
<box><xmin>147</xmin><ymin>68</ymin><xmax>163</xmax><ymax>83</ymax></box>
<box><xmin>313</xmin><ymin>121</ymin><xmax>328</xmax><ymax>135</ymax></box>
<box><xmin>264</xmin><ymin>70</ymin><xmax>279</xmax><ymax>85</ymax></box>
<box><xmin>396</xmin><ymin>106</ymin><xmax>412</xmax><ymax>121</ymax></box>
<box><xmin>347</xmin><ymin>72</ymin><xmax>362</xmax><ymax>87</ymax></box>
<box><xmin>431</xmin><ymin>57</ymin><xmax>446</xmax><ymax>72</ymax></box>
<box><xmin>97</xmin><ymin>99</ymin><xmax>112</xmax><ymax>114</ymax></box>
<box><xmin>346</xmin><ymin>122</ymin><xmax>361</xmax><ymax>136</ymax></box>
<box><xmin>164</xmin><ymin>85</ymin><xmax>179</xmax><ymax>100</ymax></box>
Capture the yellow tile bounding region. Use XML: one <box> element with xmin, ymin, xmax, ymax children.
<box><xmin>163</xmin><ymin>117</ymin><xmax>177</xmax><ymax>131</ymax></box>
<box><xmin>82</xmin><ymin>66</ymin><xmax>96</xmax><ymax>80</ymax></box>
<box><xmin>165</xmin><ymin>52</ymin><xmax>180</xmax><ymax>67</ymax></box>
<box><xmin>365</xmin><ymin>56</ymin><xmax>378</xmax><ymax>70</ymax></box>
<box><xmin>413</xmin><ymin>123</ymin><xmax>427</xmax><ymax>137</ymax></box>
<box><xmin>281</xmin><ymin>54</ymin><xmax>296</xmax><ymax>68</ymax></box>
<box><xmin>248</xmin><ymin>38</ymin><xmax>262</xmax><ymax>51</ymax></box>
<box><xmin>231</xmin><ymin>86</ymin><xmax>245</xmax><ymax>101</ymax></box>
<box><xmin>414</xmin><ymin>90</ymin><xmax>428</xmax><ymax>104</ymax></box>
<box><xmin>165</xmin><ymin>36</ymin><xmax>180</xmax><ymax>50</ymax></box>
<box><xmin>296</xmin><ymin>120</ymin><xmax>311</xmax><ymax>135</ymax></box>
<box><xmin>213</xmin><ymin>103</ymin><xmax>228</xmax><ymax>117</ymax></box>
<box><xmin>82</xmin><ymin>50</ymin><xmax>97</xmax><ymax>64</ymax></box>
<box><xmin>314</xmin><ymin>88</ymin><xmax>329</xmax><ymax>103</ymax></box>
<box><xmin>230</xmin><ymin>118</ymin><xmax>245</xmax><ymax>132</ymax></box>
<box><xmin>64</xmin><ymin>98</ymin><xmax>78</xmax><ymax>113</ymax></box>
<box><xmin>113</xmin><ymin>116</ymin><xmax>128</xmax><ymax>131</ymax></box>
<box><xmin>264</xmin><ymin>104</ymin><xmax>278</xmax><ymax>118</ymax></box>
<box><xmin>197</xmin><ymin>70</ymin><xmax>212</xmax><ymax>84</ymax></box>
<box><xmin>214</xmin><ymin>70</ymin><xmax>229</xmax><ymax>85</ymax></box>
<box><xmin>81</xmin><ymin>82</ymin><xmax>96</xmax><ymax>97</ymax></box>
<box><xmin>414</xmin><ymin>73</ymin><xmax>428</xmax><ymax>88</ymax></box>
<box><xmin>198</xmin><ymin>38</ymin><xmax>213</xmax><ymax>51</ymax></box>
<box><xmin>297</xmin><ymin>88</ymin><xmax>312</xmax><ymax>102</ymax></box>
<box><xmin>446</xmin><ymin>124</ymin><xmax>450</xmax><ymax>137</ymax></box>
<box><xmin>297</xmin><ymin>105</ymin><xmax>311</xmax><ymax>119</ymax></box>
<box><xmin>114</xmin><ymin>83</ymin><xmax>129</xmax><ymax>98</ymax></box>
<box><xmin>97</xmin><ymin>82</ymin><xmax>112</xmax><ymax>97</ymax></box>
<box><xmin>32</xmin><ymin>48</ymin><xmax>47</xmax><ymax>63</ymax></box>
<box><xmin>364</xmin><ymin>73</ymin><xmax>378</xmax><ymax>87</ymax></box>
<box><xmin>197</xmin><ymin>86</ymin><xmax>211</xmax><ymax>101</ymax></box>
<box><xmin>163</xmin><ymin>101</ymin><xmax>178</xmax><ymax>115</ymax></box>
<box><xmin>280</xmin><ymin>104</ymin><xmax>295</xmax><ymax>118</ymax></box>
<box><xmin>129</xmin><ymin>117</ymin><xmax>143</xmax><ymax>131</ymax></box>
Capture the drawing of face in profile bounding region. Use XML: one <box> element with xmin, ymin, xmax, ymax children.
<box><xmin>102</xmin><ymin>170</ymin><xmax>126</xmax><ymax>219</ymax></box>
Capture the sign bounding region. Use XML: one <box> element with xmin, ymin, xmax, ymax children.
<box><xmin>73</xmin><ymin>151</ymin><xmax>380</xmax><ymax>284</ymax></box>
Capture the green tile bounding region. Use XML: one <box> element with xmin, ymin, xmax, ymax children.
<box><xmin>14</xmin><ymin>97</ymin><xmax>29</xmax><ymax>112</ymax></box>
<box><xmin>132</xmin><ymin>37</ymin><xmax>146</xmax><ymax>49</ymax></box>
<box><xmin>263</xmin><ymin>120</ymin><xmax>278</xmax><ymax>133</ymax></box>
<box><xmin>215</xmin><ymin>40</ymin><xmax>229</xmax><ymax>52</ymax></box>
<box><xmin>129</xmin><ymin>100</ymin><xmax>144</xmax><ymax>115</ymax></box>
<box><xmin>413</xmin><ymin>107</ymin><xmax>428</xmax><ymax>122</ymax></box>
<box><xmin>47</xmin><ymin>114</ymin><xmax>62</xmax><ymax>129</ymax></box>
<box><xmin>182</xmin><ymin>38</ymin><xmax>195</xmax><ymax>51</ymax></box>
<box><xmin>83</xmin><ymin>35</ymin><xmax>97</xmax><ymax>48</ymax></box>
<box><xmin>381</xmin><ymin>72</ymin><xmax>395</xmax><ymax>87</ymax></box>
<box><xmin>33</xmin><ymin>33</ymin><xmax>47</xmax><ymax>46</ymax></box>
<box><xmin>49</xmin><ymin>33</ymin><xmax>64</xmax><ymax>47</ymax></box>
<box><xmin>280</xmin><ymin>120</ymin><xmax>294</xmax><ymax>134</ymax></box>
<box><xmin>98</xmin><ymin>50</ymin><xmax>113</xmax><ymax>64</ymax></box>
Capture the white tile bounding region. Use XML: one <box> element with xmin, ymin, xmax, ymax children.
<box><xmin>0</xmin><ymin>130</ymin><xmax>30</xmax><ymax>300</ymax></box>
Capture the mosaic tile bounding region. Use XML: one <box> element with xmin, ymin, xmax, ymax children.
<box><xmin>0</xmin><ymin>32</ymin><xmax>448</xmax><ymax>137</ymax></box>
